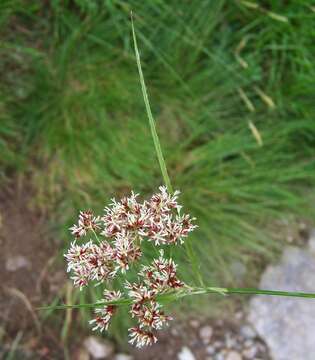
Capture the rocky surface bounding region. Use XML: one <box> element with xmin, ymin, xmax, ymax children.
<box><xmin>84</xmin><ymin>336</ymin><xmax>114</xmax><ymax>359</ymax></box>
<box><xmin>248</xmin><ymin>242</ymin><xmax>315</xmax><ymax>360</ymax></box>
<box><xmin>177</xmin><ymin>346</ymin><xmax>196</xmax><ymax>360</ymax></box>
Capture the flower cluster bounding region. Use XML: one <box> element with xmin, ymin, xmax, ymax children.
<box><xmin>102</xmin><ymin>186</ymin><xmax>195</xmax><ymax>246</ymax></box>
<box><xmin>127</xmin><ymin>250</ymin><xmax>182</xmax><ymax>347</ymax></box>
<box><xmin>65</xmin><ymin>240</ymin><xmax>116</xmax><ymax>288</ymax></box>
<box><xmin>89</xmin><ymin>290</ymin><xmax>122</xmax><ymax>332</ymax></box>
<box><xmin>65</xmin><ymin>186</ymin><xmax>197</xmax><ymax>347</ymax></box>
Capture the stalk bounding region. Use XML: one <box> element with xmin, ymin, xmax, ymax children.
<box><xmin>131</xmin><ymin>12</ymin><xmax>173</xmax><ymax>194</ymax></box>
<box><xmin>38</xmin><ymin>286</ymin><xmax>315</xmax><ymax>312</ymax></box>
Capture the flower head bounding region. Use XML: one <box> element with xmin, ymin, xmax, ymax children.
<box><xmin>64</xmin><ymin>240</ymin><xmax>116</xmax><ymax>289</ymax></box>
<box><xmin>70</xmin><ymin>210</ymin><xmax>101</xmax><ymax>238</ymax></box>
<box><xmin>65</xmin><ymin>186</ymin><xmax>196</xmax><ymax>347</ymax></box>
<box><xmin>128</xmin><ymin>327</ymin><xmax>158</xmax><ymax>348</ymax></box>
<box><xmin>113</xmin><ymin>231</ymin><xmax>142</xmax><ymax>273</ymax></box>
<box><xmin>90</xmin><ymin>290</ymin><xmax>122</xmax><ymax>332</ymax></box>
<box><xmin>139</xmin><ymin>250</ymin><xmax>184</xmax><ymax>290</ymax></box>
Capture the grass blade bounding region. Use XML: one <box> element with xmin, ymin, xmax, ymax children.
<box><xmin>131</xmin><ymin>12</ymin><xmax>204</xmax><ymax>285</ymax></box>
<box><xmin>131</xmin><ymin>12</ymin><xmax>173</xmax><ymax>193</ymax></box>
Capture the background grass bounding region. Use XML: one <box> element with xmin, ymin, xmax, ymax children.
<box><xmin>1</xmin><ymin>0</ymin><xmax>315</xmax><ymax>341</ymax></box>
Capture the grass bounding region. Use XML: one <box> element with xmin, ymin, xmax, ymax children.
<box><xmin>1</xmin><ymin>0</ymin><xmax>315</xmax><ymax>340</ymax></box>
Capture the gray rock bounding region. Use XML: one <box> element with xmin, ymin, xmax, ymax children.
<box><xmin>242</xmin><ymin>345</ymin><xmax>257</xmax><ymax>359</ymax></box>
<box><xmin>199</xmin><ymin>325</ymin><xmax>213</xmax><ymax>344</ymax></box>
<box><xmin>234</xmin><ymin>311</ymin><xmax>244</xmax><ymax>321</ymax></box>
<box><xmin>248</xmin><ymin>246</ymin><xmax>315</xmax><ymax>360</ymax></box>
<box><xmin>225</xmin><ymin>351</ymin><xmax>242</xmax><ymax>360</ymax></box>
<box><xmin>189</xmin><ymin>319</ymin><xmax>200</xmax><ymax>328</ymax></box>
<box><xmin>214</xmin><ymin>353</ymin><xmax>225</xmax><ymax>360</ymax></box>
<box><xmin>114</xmin><ymin>354</ymin><xmax>133</xmax><ymax>360</ymax></box>
<box><xmin>225</xmin><ymin>332</ymin><xmax>237</xmax><ymax>349</ymax></box>
<box><xmin>239</xmin><ymin>325</ymin><xmax>256</xmax><ymax>339</ymax></box>
<box><xmin>213</xmin><ymin>340</ymin><xmax>223</xmax><ymax>349</ymax></box>
<box><xmin>5</xmin><ymin>255</ymin><xmax>31</xmax><ymax>271</ymax></box>
<box><xmin>308</xmin><ymin>228</ymin><xmax>315</xmax><ymax>254</ymax></box>
<box><xmin>83</xmin><ymin>336</ymin><xmax>114</xmax><ymax>359</ymax></box>
<box><xmin>243</xmin><ymin>339</ymin><xmax>253</xmax><ymax>348</ymax></box>
<box><xmin>206</xmin><ymin>345</ymin><xmax>215</xmax><ymax>355</ymax></box>
<box><xmin>177</xmin><ymin>346</ymin><xmax>196</xmax><ymax>360</ymax></box>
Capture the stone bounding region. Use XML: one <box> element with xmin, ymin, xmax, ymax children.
<box><xmin>199</xmin><ymin>325</ymin><xmax>213</xmax><ymax>344</ymax></box>
<box><xmin>5</xmin><ymin>255</ymin><xmax>31</xmax><ymax>271</ymax></box>
<box><xmin>189</xmin><ymin>319</ymin><xmax>200</xmax><ymax>328</ymax></box>
<box><xmin>243</xmin><ymin>340</ymin><xmax>253</xmax><ymax>348</ymax></box>
<box><xmin>177</xmin><ymin>346</ymin><xmax>196</xmax><ymax>360</ymax></box>
<box><xmin>171</xmin><ymin>327</ymin><xmax>179</xmax><ymax>336</ymax></box>
<box><xmin>242</xmin><ymin>345</ymin><xmax>257</xmax><ymax>359</ymax></box>
<box><xmin>248</xmin><ymin>246</ymin><xmax>315</xmax><ymax>360</ymax></box>
<box><xmin>234</xmin><ymin>311</ymin><xmax>244</xmax><ymax>321</ymax></box>
<box><xmin>225</xmin><ymin>351</ymin><xmax>242</xmax><ymax>360</ymax></box>
<box><xmin>114</xmin><ymin>354</ymin><xmax>133</xmax><ymax>360</ymax></box>
<box><xmin>83</xmin><ymin>336</ymin><xmax>114</xmax><ymax>359</ymax></box>
<box><xmin>239</xmin><ymin>325</ymin><xmax>256</xmax><ymax>339</ymax></box>
<box><xmin>213</xmin><ymin>340</ymin><xmax>223</xmax><ymax>349</ymax></box>
<box><xmin>206</xmin><ymin>345</ymin><xmax>215</xmax><ymax>355</ymax></box>
<box><xmin>225</xmin><ymin>332</ymin><xmax>237</xmax><ymax>349</ymax></box>
<box><xmin>308</xmin><ymin>228</ymin><xmax>315</xmax><ymax>254</ymax></box>
<box><xmin>214</xmin><ymin>353</ymin><xmax>225</xmax><ymax>360</ymax></box>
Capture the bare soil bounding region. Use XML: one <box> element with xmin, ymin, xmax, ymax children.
<box><xmin>0</xmin><ymin>183</ymin><xmax>66</xmax><ymax>359</ymax></box>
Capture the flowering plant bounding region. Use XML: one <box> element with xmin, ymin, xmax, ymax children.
<box><xmin>40</xmin><ymin>13</ymin><xmax>315</xmax><ymax>351</ymax></box>
<box><xmin>65</xmin><ymin>186</ymin><xmax>196</xmax><ymax>347</ymax></box>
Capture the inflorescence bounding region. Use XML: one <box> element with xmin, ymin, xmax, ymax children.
<box><xmin>65</xmin><ymin>186</ymin><xmax>196</xmax><ymax>347</ymax></box>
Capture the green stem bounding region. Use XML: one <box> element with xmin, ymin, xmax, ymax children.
<box><xmin>38</xmin><ymin>286</ymin><xmax>315</xmax><ymax>311</ymax></box>
<box><xmin>131</xmin><ymin>12</ymin><xmax>173</xmax><ymax>194</ymax></box>
<box><xmin>184</xmin><ymin>286</ymin><xmax>315</xmax><ymax>299</ymax></box>
<box><xmin>223</xmin><ymin>287</ymin><xmax>315</xmax><ymax>298</ymax></box>
<box><xmin>91</xmin><ymin>228</ymin><xmax>101</xmax><ymax>244</ymax></box>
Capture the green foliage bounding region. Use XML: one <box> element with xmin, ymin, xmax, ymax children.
<box><xmin>1</xmin><ymin>0</ymin><xmax>315</xmax><ymax>333</ymax></box>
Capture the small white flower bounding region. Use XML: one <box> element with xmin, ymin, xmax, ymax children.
<box><xmin>65</xmin><ymin>186</ymin><xmax>196</xmax><ymax>347</ymax></box>
<box><xmin>128</xmin><ymin>327</ymin><xmax>157</xmax><ymax>348</ymax></box>
<box><xmin>90</xmin><ymin>290</ymin><xmax>122</xmax><ymax>332</ymax></box>
<box><xmin>70</xmin><ymin>210</ymin><xmax>101</xmax><ymax>238</ymax></box>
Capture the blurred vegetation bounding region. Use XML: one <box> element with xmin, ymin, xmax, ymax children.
<box><xmin>1</xmin><ymin>0</ymin><xmax>315</xmax><ymax>338</ymax></box>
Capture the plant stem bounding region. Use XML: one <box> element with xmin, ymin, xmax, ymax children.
<box><xmin>38</xmin><ymin>286</ymin><xmax>315</xmax><ymax>311</ymax></box>
<box><xmin>185</xmin><ymin>286</ymin><xmax>315</xmax><ymax>299</ymax></box>
<box><xmin>91</xmin><ymin>228</ymin><xmax>101</xmax><ymax>244</ymax></box>
<box><xmin>131</xmin><ymin>12</ymin><xmax>173</xmax><ymax>194</ymax></box>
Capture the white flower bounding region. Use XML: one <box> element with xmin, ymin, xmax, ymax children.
<box><xmin>64</xmin><ymin>240</ymin><xmax>116</xmax><ymax>288</ymax></box>
<box><xmin>125</xmin><ymin>282</ymin><xmax>157</xmax><ymax>303</ymax></box>
<box><xmin>139</xmin><ymin>250</ymin><xmax>184</xmax><ymax>290</ymax></box>
<box><xmin>90</xmin><ymin>290</ymin><xmax>122</xmax><ymax>332</ymax></box>
<box><xmin>113</xmin><ymin>231</ymin><xmax>142</xmax><ymax>273</ymax></box>
<box><xmin>65</xmin><ymin>186</ymin><xmax>196</xmax><ymax>346</ymax></box>
<box><xmin>128</xmin><ymin>327</ymin><xmax>157</xmax><ymax>348</ymax></box>
<box><xmin>70</xmin><ymin>210</ymin><xmax>101</xmax><ymax>238</ymax></box>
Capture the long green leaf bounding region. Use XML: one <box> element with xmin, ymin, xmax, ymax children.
<box><xmin>131</xmin><ymin>12</ymin><xmax>173</xmax><ymax>194</ymax></box>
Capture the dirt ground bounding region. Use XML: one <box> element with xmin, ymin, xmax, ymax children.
<box><xmin>0</xmin><ymin>183</ymin><xmax>68</xmax><ymax>358</ymax></box>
